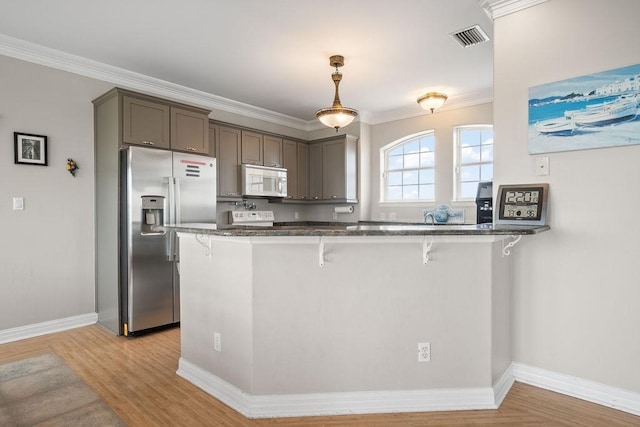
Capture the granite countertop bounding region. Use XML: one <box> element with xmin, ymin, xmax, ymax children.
<box><xmin>162</xmin><ymin>221</ymin><xmax>550</xmax><ymax>237</ymax></box>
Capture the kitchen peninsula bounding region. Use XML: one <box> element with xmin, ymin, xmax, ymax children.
<box><xmin>170</xmin><ymin>223</ymin><xmax>549</xmax><ymax>418</ymax></box>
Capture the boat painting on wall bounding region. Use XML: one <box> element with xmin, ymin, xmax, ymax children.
<box><xmin>528</xmin><ymin>63</ymin><xmax>640</xmax><ymax>154</ymax></box>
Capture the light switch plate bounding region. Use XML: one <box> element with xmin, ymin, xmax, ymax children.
<box><xmin>535</xmin><ymin>157</ymin><xmax>550</xmax><ymax>176</ymax></box>
<box><xmin>13</xmin><ymin>197</ymin><xmax>24</xmax><ymax>210</ymax></box>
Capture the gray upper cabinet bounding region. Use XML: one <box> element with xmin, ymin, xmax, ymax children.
<box><xmin>117</xmin><ymin>89</ymin><xmax>209</xmax><ymax>153</ymax></box>
<box><xmin>282</xmin><ymin>139</ymin><xmax>298</xmax><ymax>200</ymax></box>
<box><xmin>206</xmin><ymin>117</ymin><xmax>357</xmax><ymax>204</ymax></box>
<box><xmin>217</xmin><ymin>126</ymin><xmax>243</xmax><ymax>197</ymax></box>
<box><xmin>297</xmin><ymin>143</ymin><xmax>309</xmax><ymax>200</ymax></box>
<box><xmin>241</xmin><ymin>130</ymin><xmax>263</xmax><ymax>165</ymax></box>
<box><xmin>308</xmin><ymin>143</ymin><xmax>323</xmax><ymax>200</ymax></box>
<box><xmin>171</xmin><ymin>107</ymin><xmax>210</xmax><ymax>154</ymax></box>
<box><xmin>122</xmin><ymin>95</ymin><xmax>171</xmax><ymax>149</ymax></box>
<box><xmin>282</xmin><ymin>139</ymin><xmax>308</xmax><ymax>201</ymax></box>
<box><xmin>308</xmin><ymin>134</ymin><xmax>358</xmax><ymax>203</ymax></box>
<box><xmin>208</xmin><ymin>123</ymin><xmax>218</xmax><ymax>158</ymax></box>
<box><xmin>241</xmin><ymin>131</ymin><xmax>283</xmax><ymax>167</ymax></box>
<box><xmin>263</xmin><ymin>135</ymin><xmax>283</xmax><ymax>168</ymax></box>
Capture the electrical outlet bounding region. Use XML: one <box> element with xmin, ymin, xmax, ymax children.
<box><xmin>214</xmin><ymin>332</ymin><xmax>222</xmax><ymax>352</ymax></box>
<box><xmin>418</xmin><ymin>342</ymin><xmax>430</xmax><ymax>362</ymax></box>
<box><xmin>294</xmin><ymin>211</ymin><xmax>299</xmax><ymax>220</ymax></box>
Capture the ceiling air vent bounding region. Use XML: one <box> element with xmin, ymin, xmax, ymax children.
<box><xmin>451</xmin><ymin>25</ymin><xmax>490</xmax><ymax>47</ymax></box>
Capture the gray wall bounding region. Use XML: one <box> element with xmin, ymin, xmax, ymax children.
<box><xmin>0</xmin><ymin>55</ymin><xmax>111</xmax><ymax>329</ymax></box>
<box><xmin>494</xmin><ymin>0</ymin><xmax>640</xmax><ymax>393</ymax></box>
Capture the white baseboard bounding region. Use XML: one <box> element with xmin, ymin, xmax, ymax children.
<box><xmin>493</xmin><ymin>363</ymin><xmax>515</xmax><ymax>407</ymax></box>
<box><xmin>178</xmin><ymin>357</ymin><xmax>502</xmax><ymax>419</ymax></box>
<box><xmin>0</xmin><ymin>313</ymin><xmax>97</xmax><ymax>344</ymax></box>
<box><xmin>512</xmin><ymin>362</ymin><xmax>640</xmax><ymax>417</ymax></box>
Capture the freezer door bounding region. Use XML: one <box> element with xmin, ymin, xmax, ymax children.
<box><xmin>124</xmin><ymin>147</ymin><xmax>176</xmax><ymax>334</ymax></box>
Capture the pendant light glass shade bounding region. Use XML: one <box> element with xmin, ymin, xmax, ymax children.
<box><xmin>417</xmin><ymin>92</ymin><xmax>448</xmax><ymax>113</ymax></box>
<box><xmin>316</xmin><ymin>55</ymin><xmax>358</xmax><ymax>131</ymax></box>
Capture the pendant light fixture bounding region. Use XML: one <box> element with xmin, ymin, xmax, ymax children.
<box><xmin>417</xmin><ymin>92</ymin><xmax>448</xmax><ymax>113</ymax></box>
<box><xmin>316</xmin><ymin>55</ymin><xmax>358</xmax><ymax>131</ymax></box>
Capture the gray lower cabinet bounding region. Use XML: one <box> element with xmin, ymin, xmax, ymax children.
<box><xmin>216</xmin><ymin>126</ymin><xmax>242</xmax><ymax>197</ymax></box>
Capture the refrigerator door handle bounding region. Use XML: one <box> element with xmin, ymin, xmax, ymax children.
<box><xmin>166</xmin><ymin>176</ymin><xmax>176</xmax><ymax>261</ymax></box>
<box><xmin>174</xmin><ymin>177</ymin><xmax>182</xmax><ymax>225</ymax></box>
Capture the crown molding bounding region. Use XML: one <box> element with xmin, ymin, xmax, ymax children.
<box><xmin>0</xmin><ymin>33</ymin><xmax>311</xmax><ymax>131</ymax></box>
<box><xmin>478</xmin><ymin>0</ymin><xmax>550</xmax><ymax>19</ymax></box>
<box><xmin>0</xmin><ymin>32</ymin><xmax>494</xmax><ymax>131</ymax></box>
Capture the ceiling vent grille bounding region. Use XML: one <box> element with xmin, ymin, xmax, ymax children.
<box><xmin>451</xmin><ymin>25</ymin><xmax>490</xmax><ymax>47</ymax></box>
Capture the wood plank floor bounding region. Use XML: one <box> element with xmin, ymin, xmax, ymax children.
<box><xmin>1</xmin><ymin>325</ymin><xmax>638</xmax><ymax>426</ymax></box>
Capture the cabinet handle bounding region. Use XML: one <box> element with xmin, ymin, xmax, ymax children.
<box><xmin>142</xmin><ymin>141</ymin><xmax>155</xmax><ymax>146</ymax></box>
<box><xmin>314</xmin><ymin>196</ymin><xmax>319</xmax><ymax>200</ymax></box>
<box><xmin>186</xmin><ymin>147</ymin><xmax>197</xmax><ymax>152</ymax></box>
<box><xmin>332</xmin><ymin>195</ymin><xmax>337</xmax><ymax>198</ymax></box>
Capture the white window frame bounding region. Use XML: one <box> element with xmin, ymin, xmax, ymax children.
<box><xmin>453</xmin><ymin>124</ymin><xmax>494</xmax><ymax>202</ymax></box>
<box><xmin>379</xmin><ymin>130</ymin><xmax>436</xmax><ymax>203</ymax></box>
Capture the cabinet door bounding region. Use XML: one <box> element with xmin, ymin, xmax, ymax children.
<box><xmin>263</xmin><ymin>135</ymin><xmax>283</xmax><ymax>167</ymax></box>
<box><xmin>122</xmin><ymin>96</ymin><xmax>170</xmax><ymax>148</ymax></box>
<box><xmin>208</xmin><ymin>124</ymin><xmax>217</xmax><ymax>158</ymax></box>
<box><xmin>241</xmin><ymin>130</ymin><xmax>263</xmax><ymax>165</ymax></box>
<box><xmin>171</xmin><ymin>107</ymin><xmax>209</xmax><ymax>154</ymax></box>
<box><xmin>282</xmin><ymin>140</ymin><xmax>298</xmax><ymax>199</ymax></box>
<box><xmin>297</xmin><ymin>142</ymin><xmax>309</xmax><ymax>200</ymax></box>
<box><xmin>322</xmin><ymin>139</ymin><xmax>346</xmax><ymax>200</ymax></box>
<box><xmin>217</xmin><ymin>126</ymin><xmax>242</xmax><ymax>197</ymax></box>
<box><xmin>308</xmin><ymin>143</ymin><xmax>323</xmax><ymax>200</ymax></box>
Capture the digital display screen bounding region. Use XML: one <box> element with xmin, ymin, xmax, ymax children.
<box><xmin>496</xmin><ymin>185</ymin><xmax>548</xmax><ymax>225</ymax></box>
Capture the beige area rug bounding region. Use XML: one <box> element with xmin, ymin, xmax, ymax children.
<box><xmin>0</xmin><ymin>352</ymin><xmax>125</xmax><ymax>426</ymax></box>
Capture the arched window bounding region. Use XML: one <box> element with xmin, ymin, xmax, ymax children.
<box><xmin>381</xmin><ymin>131</ymin><xmax>435</xmax><ymax>202</ymax></box>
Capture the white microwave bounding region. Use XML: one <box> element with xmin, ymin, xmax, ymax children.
<box><xmin>241</xmin><ymin>164</ymin><xmax>287</xmax><ymax>198</ymax></box>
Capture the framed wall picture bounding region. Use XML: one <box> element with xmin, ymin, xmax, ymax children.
<box><xmin>14</xmin><ymin>132</ymin><xmax>48</xmax><ymax>166</ymax></box>
<box><xmin>528</xmin><ymin>63</ymin><xmax>640</xmax><ymax>154</ymax></box>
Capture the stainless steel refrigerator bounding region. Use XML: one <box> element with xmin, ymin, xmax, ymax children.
<box><xmin>120</xmin><ymin>146</ymin><xmax>216</xmax><ymax>335</ymax></box>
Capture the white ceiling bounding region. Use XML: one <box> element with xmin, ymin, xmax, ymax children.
<box><xmin>0</xmin><ymin>1</ymin><xmax>534</xmax><ymax>127</ymax></box>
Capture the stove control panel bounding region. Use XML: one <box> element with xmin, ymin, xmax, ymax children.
<box><xmin>229</xmin><ymin>210</ymin><xmax>275</xmax><ymax>226</ymax></box>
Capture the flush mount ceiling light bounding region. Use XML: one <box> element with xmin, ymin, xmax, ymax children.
<box><xmin>315</xmin><ymin>55</ymin><xmax>358</xmax><ymax>131</ymax></box>
<box><xmin>417</xmin><ymin>92</ymin><xmax>448</xmax><ymax>114</ymax></box>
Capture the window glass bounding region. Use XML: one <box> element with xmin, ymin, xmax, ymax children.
<box><xmin>382</xmin><ymin>131</ymin><xmax>436</xmax><ymax>202</ymax></box>
<box><xmin>454</xmin><ymin>125</ymin><xmax>494</xmax><ymax>201</ymax></box>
